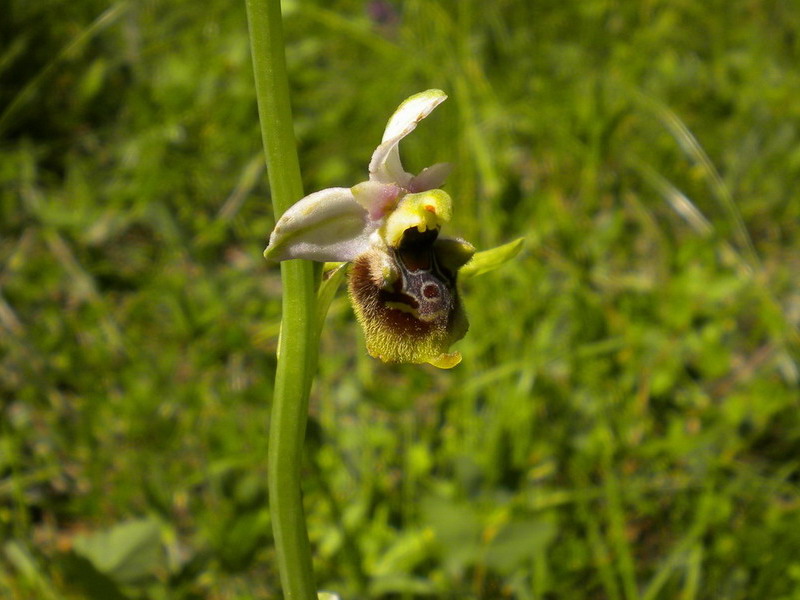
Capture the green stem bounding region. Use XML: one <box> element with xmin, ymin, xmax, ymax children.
<box><xmin>244</xmin><ymin>0</ymin><xmax>319</xmax><ymax>598</ymax></box>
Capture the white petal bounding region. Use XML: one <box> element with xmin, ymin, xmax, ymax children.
<box><xmin>408</xmin><ymin>162</ymin><xmax>452</xmax><ymax>192</ymax></box>
<box><xmin>368</xmin><ymin>89</ymin><xmax>448</xmax><ymax>186</ymax></box>
<box><xmin>264</xmin><ymin>187</ymin><xmax>375</xmax><ymax>262</ymax></box>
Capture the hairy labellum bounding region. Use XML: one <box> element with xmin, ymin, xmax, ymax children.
<box><xmin>348</xmin><ymin>227</ymin><xmax>468</xmax><ymax>367</ymax></box>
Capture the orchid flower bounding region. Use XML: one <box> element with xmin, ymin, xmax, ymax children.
<box><xmin>265</xmin><ymin>89</ymin><xmax>521</xmax><ymax>369</ymax></box>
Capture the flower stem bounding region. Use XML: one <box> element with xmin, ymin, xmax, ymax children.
<box><xmin>244</xmin><ymin>0</ymin><xmax>319</xmax><ymax>598</ymax></box>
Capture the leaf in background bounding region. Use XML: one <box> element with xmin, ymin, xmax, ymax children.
<box><xmin>420</xmin><ymin>496</ymin><xmax>482</xmax><ymax>573</ymax></box>
<box><xmin>3</xmin><ymin>541</ymin><xmax>60</xmax><ymax>600</ymax></box>
<box><xmin>460</xmin><ymin>238</ymin><xmax>524</xmax><ymax>280</ymax></box>
<box><xmin>72</xmin><ymin>516</ymin><xmax>163</xmax><ymax>584</ymax></box>
<box><xmin>372</xmin><ymin>528</ymin><xmax>435</xmax><ymax>577</ymax></box>
<box><xmin>369</xmin><ymin>574</ymin><xmax>438</xmax><ymax>597</ymax></box>
<box><xmin>215</xmin><ymin>510</ymin><xmax>270</xmax><ymax>572</ymax></box>
<box><xmin>484</xmin><ymin>517</ymin><xmax>557</xmax><ymax>575</ymax></box>
<box><xmin>57</xmin><ymin>552</ymin><xmax>130</xmax><ymax>600</ymax></box>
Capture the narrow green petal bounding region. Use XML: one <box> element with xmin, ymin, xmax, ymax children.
<box><xmin>323</xmin><ymin>261</ymin><xmax>346</xmax><ymax>272</ymax></box>
<box><xmin>459</xmin><ymin>238</ymin><xmax>525</xmax><ymax>279</ymax></box>
<box><xmin>317</xmin><ymin>262</ymin><xmax>348</xmax><ymax>336</ymax></box>
<box><xmin>434</xmin><ymin>237</ymin><xmax>476</xmax><ymax>272</ymax></box>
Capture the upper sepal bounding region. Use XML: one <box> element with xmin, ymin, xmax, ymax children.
<box><xmin>368</xmin><ymin>89</ymin><xmax>448</xmax><ymax>187</ymax></box>
<box><xmin>264</xmin><ymin>187</ymin><xmax>376</xmax><ymax>262</ymax></box>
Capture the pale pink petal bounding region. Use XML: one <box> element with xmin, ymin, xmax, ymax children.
<box><xmin>408</xmin><ymin>162</ymin><xmax>453</xmax><ymax>192</ymax></box>
<box><xmin>351</xmin><ymin>181</ymin><xmax>404</xmax><ymax>220</ymax></box>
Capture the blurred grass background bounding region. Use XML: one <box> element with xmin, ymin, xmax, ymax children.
<box><xmin>2</xmin><ymin>0</ymin><xmax>800</xmax><ymax>598</ymax></box>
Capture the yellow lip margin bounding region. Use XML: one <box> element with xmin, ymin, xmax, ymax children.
<box><xmin>381</xmin><ymin>189</ymin><xmax>453</xmax><ymax>249</ymax></box>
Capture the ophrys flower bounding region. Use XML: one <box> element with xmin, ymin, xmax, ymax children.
<box><xmin>265</xmin><ymin>90</ymin><xmax>518</xmax><ymax>368</ymax></box>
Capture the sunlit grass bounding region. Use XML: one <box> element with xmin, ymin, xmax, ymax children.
<box><xmin>2</xmin><ymin>0</ymin><xmax>800</xmax><ymax>598</ymax></box>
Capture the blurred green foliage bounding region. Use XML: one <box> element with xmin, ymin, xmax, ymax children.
<box><xmin>2</xmin><ymin>0</ymin><xmax>800</xmax><ymax>598</ymax></box>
